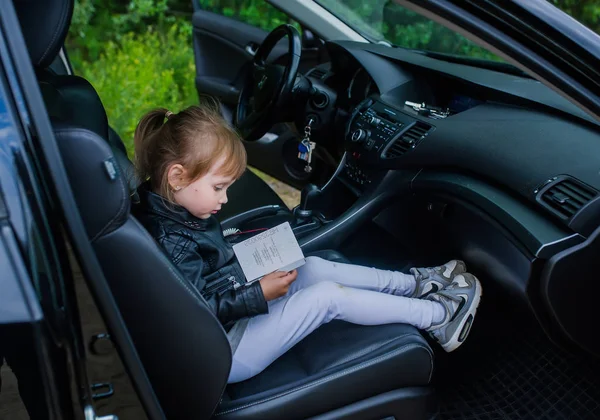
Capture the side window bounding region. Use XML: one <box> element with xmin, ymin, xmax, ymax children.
<box><xmin>197</xmin><ymin>0</ymin><xmax>301</xmax><ymax>32</ymax></box>
<box><xmin>316</xmin><ymin>0</ymin><xmax>500</xmax><ymax>61</ymax></box>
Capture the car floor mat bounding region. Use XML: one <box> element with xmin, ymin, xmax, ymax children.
<box><xmin>433</xmin><ymin>290</ymin><xmax>600</xmax><ymax>420</ymax></box>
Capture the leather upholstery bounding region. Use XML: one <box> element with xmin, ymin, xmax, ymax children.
<box><xmin>37</xmin><ymin>69</ymin><xmax>110</xmax><ymax>140</ymax></box>
<box><xmin>24</xmin><ymin>1</ymin><xmax>436</xmax><ymax>418</ymax></box>
<box><xmin>220</xmin><ymin>322</ymin><xmax>433</xmax><ymax>420</ymax></box>
<box><xmin>14</xmin><ymin>0</ymin><xmax>74</xmax><ymax>68</ymax></box>
<box><xmin>53</xmin><ymin>125</ymin><xmax>232</xmax><ymax>419</ymax></box>
<box><xmin>53</xmin><ymin>126</ymin><xmax>434</xmax><ymax>420</ymax></box>
<box><xmin>52</xmin><ymin>124</ymin><xmax>434</xmax><ymax>418</ymax></box>
<box><xmin>16</xmin><ymin>0</ymin><xmax>290</xmax><ymax>225</ymax></box>
<box><xmin>220</xmin><ymin>248</ymin><xmax>433</xmax><ymax>419</ymax></box>
<box><xmin>37</xmin><ymin>69</ymin><xmax>140</xmax><ymax>196</ymax></box>
<box><xmin>53</xmin><ymin>126</ymin><xmax>129</xmax><ymax>241</ymax></box>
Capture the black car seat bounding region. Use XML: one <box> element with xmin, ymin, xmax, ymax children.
<box><xmin>16</xmin><ymin>1</ymin><xmax>437</xmax><ymax>418</ymax></box>
<box><xmin>52</xmin><ymin>123</ymin><xmax>435</xmax><ymax>419</ymax></box>
<box><xmin>16</xmin><ymin>0</ymin><xmax>292</xmax><ymax>229</ymax></box>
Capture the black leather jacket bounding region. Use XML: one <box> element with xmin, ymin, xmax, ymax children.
<box><xmin>133</xmin><ymin>185</ymin><xmax>268</xmax><ymax>326</ymax></box>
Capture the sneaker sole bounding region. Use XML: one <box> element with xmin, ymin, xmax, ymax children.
<box><xmin>441</xmin><ymin>276</ymin><xmax>482</xmax><ymax>352</ymax></box>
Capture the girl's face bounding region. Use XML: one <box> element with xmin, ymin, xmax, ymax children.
<box><xmin>169</xmin><ymin>157</ymin><xmax>236</xmax><ymax>219</ymax></box>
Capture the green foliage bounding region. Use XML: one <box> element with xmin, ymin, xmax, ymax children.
<box><xmin>73</xmin><ymin>24</ymin><xmax>197</xmax><ymax>156</ymax></box>
<box><xmin>317</xmin><ymin>0</ymin><xmax>500</xmax><ymax>61</ymax></box>
<box><xmin>197</xmin><ymin>0</ymin><xmax>297</xmax><ymax>31</ymax></box>
<box><xmin>550</xmin><ymin>0</ymin><xmax>600</xmax><ymax>34</ymax></box>
<box><xmin>68</xmin><ymin>0</ymin><xmax>600</xmax><ymax>158</ymax></box>
<box><xmin>67</xmin><ymin>0</ymin><xmax>296</xmax><ymax>157</ymax></box>
<box><xmin>320</xmin><ymin>0</ymin><xmax>600</xmax><ymax>60</ymax></box>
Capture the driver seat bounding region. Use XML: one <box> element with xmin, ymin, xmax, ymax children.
<box><xmin>15</xmin><ymin>0</ymin><xmax>292</xmax><ymax>230</ymax></box>
<box><xmin>53</xmin><ymin>122</ymin><xmax>436</xmax><ymax>419</ymax></box>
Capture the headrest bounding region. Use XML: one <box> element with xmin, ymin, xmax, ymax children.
<box><xmin>38</xmin><ymin>70</ymin><xmax>110</xmax><ymax>139</ymax></box>
<box><xmin>40</xmin><ymin>76</ymin><xmax>140</xmax><ymax>197</ymax></box>
<box><xmin>52</xmin><ymin>123</ymin><xmax>130</xmax><ymax>242</ymax></box>
<box><xmin>14</xmin><ymin>0</ymin><xmax>74</xmax><ymax>68</ymax></box>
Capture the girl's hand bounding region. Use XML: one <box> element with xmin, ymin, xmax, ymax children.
<box><xmin>259</xmin><ymin>270</ymin><xmax>298</xmax><ymax>301</ymax></box>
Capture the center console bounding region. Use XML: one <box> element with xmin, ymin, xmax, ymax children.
<box><xmin>348</xmin><ymin>100</ymin><xmax>407</xmax><ymax>157</ymax></box>
<box><xmin>341</xmin><ymin>98</ymin><xmax>433</xmax><ymax>191</ymax></box>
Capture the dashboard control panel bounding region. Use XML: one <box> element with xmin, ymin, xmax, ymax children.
<box><xmin>341</xmin><ymin>99</ymin><xmax>422</xmax><ymax>190</ymax></box>
<box><xmin>346</xmin><ymin>99</ymin><xmax>418</xmax><ymax>163</ymax></box>
<box><xmin>344</xmin><ymin>155</ymin><xmax>371</xmax><ymax>186</ymax></box>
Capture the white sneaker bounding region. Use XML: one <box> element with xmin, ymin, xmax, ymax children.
<box><xmin>410</xmin><ymin>260</ymin><xmax>467</xmax><ymax>298</ymax></box>
<box><xmin>426</xmin><ymin>273</ymin><xmax>482</xmax><ymax>352</ymax></box>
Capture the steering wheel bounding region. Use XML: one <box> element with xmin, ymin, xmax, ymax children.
<box><xmin>235</xmin><ymin>24</ymin><xmax>301</xmax><ymax>141</ymax></box>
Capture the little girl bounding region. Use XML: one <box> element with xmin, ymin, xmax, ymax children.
<box><xmin>133</xmin><ymin>103</ymin><xmax>482</xmax><ymax>384</ymax></box>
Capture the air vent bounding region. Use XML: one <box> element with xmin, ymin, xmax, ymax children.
<box><xmin>538</xmin><ymin>177</ymin><xmax>598</xmax><ymax>219</ymax></box>
<box><xmin>308</xmin><ymin>68</ymin><xmax>327</xmax><ymax>79</ymax></box>
<box><xmin>383</xmin><ymin>121</ymin><xmax>433</xmax><ymax>159</ymax></box>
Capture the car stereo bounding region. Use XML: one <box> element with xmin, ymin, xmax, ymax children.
<box><xmin>348</xmin><ymin>102</ymin><xmax>405</xmax><ymax>155</ymax></box>
<box><xmin>346</xmin><ymin>99</ymin><xmax>425</xmax><ymax>161</ymax></box>
<box><xmin>343</xmin><ymin>99</ymin><xmax>428</xmax><ymax>188</ymax></box>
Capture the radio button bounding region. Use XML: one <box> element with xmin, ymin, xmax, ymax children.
<box><xmin>368</xmin><ymin>116</ymin><xmax>381</xmax><ymax>125</ymax></box>
<box><xmin>351</xmin><ymin>128</ymin><xmax>368</xmax><ymax>143</ymax></box>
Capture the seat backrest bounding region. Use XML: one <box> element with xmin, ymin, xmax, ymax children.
<box><xmin>37</xmin><ymin>71</ymin><xmax>140</xmax><ymax>195</ymax></box>
<box><xmin>53</xmin><ymin>123</ymin><xmax>232</xmax><ymax>419</ymax></box>
<box><xmin>16</xmin><ymin>0</ymin><xmax>232</xmax><ymax>417</ymax></box>
<box><xmin>15</xmin><ymin>0</ymin><xmax>139</xmax><ymax>196</ymax></box>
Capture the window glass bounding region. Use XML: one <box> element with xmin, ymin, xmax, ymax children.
<box><xmin>315</xmin><ymin>0</ymin><xmax>501</xmax><ymax>62</ymax></box>
<box><xmin>197</xmin><ymin>0</ymin><xmax>300</xmax><ymax>32</ymax></box>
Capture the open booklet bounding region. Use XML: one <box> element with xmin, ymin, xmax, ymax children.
<box><xmin>232</xmin><ymin>222</ymin><xmax>305</xmax><ymax>283</ymax></box>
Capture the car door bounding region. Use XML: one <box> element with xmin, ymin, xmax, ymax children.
<box><xmin>191</xmin><ymin>0</ymin><xmax>327</xmax><ymax>189</ymax></box>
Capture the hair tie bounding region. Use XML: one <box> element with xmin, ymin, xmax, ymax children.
<box><xmin>165</xmin><ymin>111</ymin><xmax>174</xmax><ymax>119</ymax></box>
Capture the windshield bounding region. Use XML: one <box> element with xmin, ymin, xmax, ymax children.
<box><xmin>315</xmin><ymin>0</ymin><xmax>502</xmax><ymax>62</ymax></box>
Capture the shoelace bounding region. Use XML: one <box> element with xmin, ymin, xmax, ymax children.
<box><xmin>413</xmin><ymin>266</ymin><xmax>440</xmax><ymax>281</ymax></box>
<box><xmin>428</xmin><ymin>281</ymin><xmax>467</xmax><ymax>326</ymax></box>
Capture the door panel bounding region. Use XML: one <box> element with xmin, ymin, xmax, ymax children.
<box><xmin>192</xmin><ymin>10</ymin><xmax>288</xmax><ymax>111</ymax></box>
<box><xmin>191</xmin><ymin>8</ymin><xmax>324</xmax><ymax>188</ymax></box>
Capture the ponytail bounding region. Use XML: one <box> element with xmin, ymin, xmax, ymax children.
<box><xmin>132</xmin><ymin>101</ymin><xmax>246</xmax><ymax>204</ymax></box>
<box><xmin>133</xmin><ymin>108</ymin><xmax>169</xmax><ymax>183</ymax></box>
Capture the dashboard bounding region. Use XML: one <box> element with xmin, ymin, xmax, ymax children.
<box><xmin>303</xmin><ymin>40</ymin><xmax>600</xmax><ymax>355</ymax></box>
<box><xmin>306</xmin><ymin>40</ymin><xmax>600</xmax><ymax>239</ymax></box>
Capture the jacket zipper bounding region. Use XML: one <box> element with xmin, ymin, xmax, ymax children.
<box><xmin>231</xmin><ymin>276</ymin><xmax>242</xmax><ymax>290</ymax></box>
<box><xmin>204</xmin><ymin>276</ymin><xmax>240</xmax><ymax>297</ymax></box>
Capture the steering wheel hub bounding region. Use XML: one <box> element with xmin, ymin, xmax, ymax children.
<box><xmin>235</xmin><ymin>24</ymin><xmax>301</xmax><ymax>141</ymax></box>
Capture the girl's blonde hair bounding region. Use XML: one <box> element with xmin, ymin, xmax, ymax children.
<box><xmin>134</xmin><ymin>100</ymin><xmax>247</xmax><ymax>202</ymax></box>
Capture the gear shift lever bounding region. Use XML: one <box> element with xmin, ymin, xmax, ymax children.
<box><xmin>294</xmin><ymin>183</ymin><xmax>321</xmax><ymax>224</ymax></box>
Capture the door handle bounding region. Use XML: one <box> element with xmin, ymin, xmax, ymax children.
<box><xmin>91</xmin><ymin>382</ymin><xmax>115</xmax><ymax>401</ymax></box>
<box><xmin>245</xmin><ymin>42</ymin><xmax>259</xmax><ymax>56</ymax></box>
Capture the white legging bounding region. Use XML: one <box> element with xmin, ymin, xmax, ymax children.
<box><xmin>228</xmin><ymin>256</ymin><xmax>444</xmax><ymax>383</ymax></box>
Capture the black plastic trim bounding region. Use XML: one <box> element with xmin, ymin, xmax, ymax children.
<box><xmin>0</xmin><ymin>2</ymin><xmax>165</xmax><ymax>419</ymax></box>
<box><xmin>299</xmin><ymin>170</ymin><xmax>417</xmax><ymax>253</ymax></box>
<box><xmin>399</xmin><ymin>0</ymin><xmax>600</xmax><ymax>122</ymax></box>
<box><xmin>310</xmin><ymin>387</ymin><xmax>436</xmax><ymax>420</ymax></box>
<box><xmin>220</xmin><ymin>204</ymin><xmax>287</xmax><ymax>231</ymax></box>
<box><xmin>541</xmin><ymin>225</ymin><xmax>600</xmax><ymax>357</ymax></box>
<box><xmin>412</xmin><ymin>171</ymin><xmax>582</xmax><ymax>258</ymax></box>
<box><xmin>0</xmin><ymin>223</ymin><xmax>43</xmax><ymax>324</ymax></box>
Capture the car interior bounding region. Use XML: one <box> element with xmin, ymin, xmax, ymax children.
<box><xmin>14</xmin><ymin>0</ymin><xmax>600</xmax><ymax>419</ymax></box>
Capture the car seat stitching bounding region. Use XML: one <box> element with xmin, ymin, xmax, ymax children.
<box><xmin>129</xmin><ymin>217</ymin><xmax>206</xmax><ymax>305</ymax></box>
<box><xmin>39</xmin><ymin>1</ymin><xmax>69</xmax><ymax>66</ymax></box>
<box><xmin>321</xmin><ymin>335</ymin><xmax>412</xmax><ymax>370</ymax></box>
